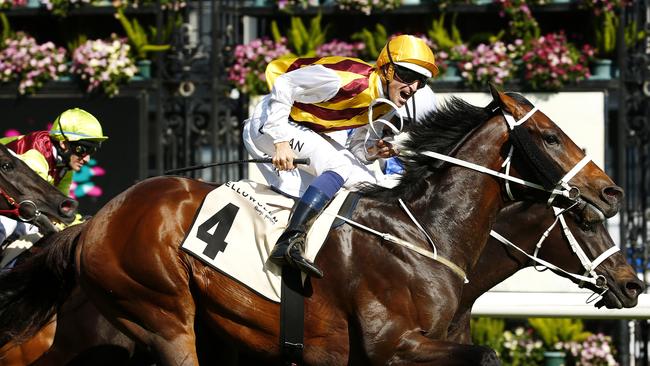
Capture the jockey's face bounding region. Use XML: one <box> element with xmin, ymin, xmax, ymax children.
<box><xmin>385</xmin><ymin>66</ymin><xmax>424</xmax><ymax>108</ymax></box>
<box><xmin>68</xmin><ymin>151</ymin><xmax>91</xmax><ymax>172</ymax></box>
<box><xmin>59</xmin><ymin>141</ymin><xmax>92</xmax><ymax>172</ymax></box>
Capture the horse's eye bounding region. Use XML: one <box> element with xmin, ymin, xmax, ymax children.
<box><xmin>0</xmin><ymin>162</ymin><xmax>13</xmax><ymax>172</ymax></box>
<box><xmin>543</xmin><ymin>133</ymin><xmax>560</xmax><ymax>145</ymax></box>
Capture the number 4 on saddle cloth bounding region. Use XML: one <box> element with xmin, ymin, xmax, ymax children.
<box><xmin>180</xmin><ymin>180</ymin><xmax>350</xmax><ymax>302</ymax></box>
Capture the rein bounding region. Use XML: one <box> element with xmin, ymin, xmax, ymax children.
<box><xmin>489</xmin><ymin>206</ymin><xmax>619</xmax><ymax>304</ymax></box>
<box><xmin>408</xmin><ymin>104</ymin><xmax>613</xmax><ymax>301</ymax></box>
<box><xmin>413</xmin><ymin>105</ymin><xmax>589</xmax><ymax>205</ymax></box>
<box><xmin>0</xmin><ymin>187</ymin><xmax>39</xmax><ymax>222</ymax></box>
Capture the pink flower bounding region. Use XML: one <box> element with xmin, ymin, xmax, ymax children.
<box><xmin>71</xmin><ymin>36</ymin><xmax>137</xmax><ymax>97</ymax></box>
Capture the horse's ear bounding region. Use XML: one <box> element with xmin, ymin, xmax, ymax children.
<box><xmin>488</xmin><ymin>83</ymin><xmax>522</xmax><ymax>116</ymax></box>
<box><xmin>488</xmin><ymin>82</ymin><xmax>502</xmax><ymax>103</ymax></box>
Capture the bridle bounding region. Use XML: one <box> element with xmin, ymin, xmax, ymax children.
<box><xmin>489</xmin><ymin>206</ymin><xmax>619</xmax><ymax>303</ymax></box>
<box><xmin>0</xmin><ymin>186</ymin><xmax>40</xmax><ymax>222</ymax></box>
<box><xmin>401</xmin><ymin>101</ymin><xmax>616</xmax><ymax>299</ymax></box>
<box><xmin>417</xmin><ymin>104</ymin><xmax>589</xmax><ymax>206</ymax></box>
<box><xmin>350</xmin><ymin>99</ymin><xmax>617</xmax><ymax>299</ymax></box>
<box><xmin>0</xmin><ymin>150</ymin><xmax>42</xmax><ymax>223</ymax></box>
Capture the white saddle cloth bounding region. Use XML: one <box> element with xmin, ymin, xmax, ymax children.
<box><xmin>181</xmin><ymin>179</ymin><xmax>349</xmax><ymax>303</ymax></box>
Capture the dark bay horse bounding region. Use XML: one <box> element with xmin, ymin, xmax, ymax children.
<box><xmin>0</xmin><ymin>142</ymin><xmax>77</xmax><ymax>235</ymax></box>
<box><xmin>0</xmin><ymin>141</ymin><xmax>77</xmax><ymax>365</ymax></box>
<box><xmin>0</xmin><ymin>86</ymin><xmax>625</xmax><ymax>365</ymax></box>
<box><xmin>10</xmin><ymin>204</ymin><xmax>642</xmax><ymax>366</ymax></box>
<box><xmin>447</xmin><ymin>202</ymin><xmax>645</xmax><ymax>345</ymax></box>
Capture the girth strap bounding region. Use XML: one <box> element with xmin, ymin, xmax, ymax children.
<box><xmin>280</xmin><ymin>266</ymin><xmax>305</xmax><ymax>365</ymax></box>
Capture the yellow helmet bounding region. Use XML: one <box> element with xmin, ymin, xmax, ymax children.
<box><xmin>376</xmin><ymin>35</ymin><xmax>439</xmax><ymax>82</ymax></box>
<box><xmin>49</xmin><ymin>108</ymin><xmax>108</xmax><ymax>142</ymax></box>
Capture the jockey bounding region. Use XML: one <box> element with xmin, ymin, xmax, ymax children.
<box><xmin>0</xmin><ymin>108</ymin><xmax>108</xmax><ymax>245</ymax></box>
<box><xmin>243</xmin><ymin>35</ymin><xmax>439</xmax><ymax>278</ymax></box>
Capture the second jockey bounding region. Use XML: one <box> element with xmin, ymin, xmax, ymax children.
<box><xmin>0</xmin><ymin>108</ymin><xmax>108</xmax><ymax>246</ymax></box>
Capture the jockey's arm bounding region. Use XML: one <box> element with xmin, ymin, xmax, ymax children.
<box><xmin>263</xmin><ymin>65</ymin><xmax>341</xmax><ymax>170</ymax></box>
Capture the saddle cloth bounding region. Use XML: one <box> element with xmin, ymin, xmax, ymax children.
<box><xmin>181</xmin><ymin>179</ymin><xmax>349</xmax><ymax>303</ymax></box>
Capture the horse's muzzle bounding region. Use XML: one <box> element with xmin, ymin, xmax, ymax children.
<box><xmin>59</xmin><ymin>198</ymin><xmax>79</xmax><ymax>220</ymax></box>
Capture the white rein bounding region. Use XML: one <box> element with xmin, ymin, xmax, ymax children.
<box><xmin>342</xmin><ymin>101</ymin><xmax>617</xmax><ymax>300</ymax></box>
<box><xmin>489</xmin><ymin>206</ymin><xmax>619</xmax><ymax>304</ymax></box>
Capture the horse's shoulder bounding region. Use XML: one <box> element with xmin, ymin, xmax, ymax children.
<box><xmin>127</xmin><ymin>176</ymin><xmax>215</xmax><ymax>198</ymax></box>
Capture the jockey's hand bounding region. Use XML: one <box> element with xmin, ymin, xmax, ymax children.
<box><xmin>367</xmin><ymin>139</ymin><xmax>399</xmax><ymax>159</ymax></box>
<box><xmin>273</xmin><ymin>141</ymin><xmax>296</xmax><ymax>171</ymax></box>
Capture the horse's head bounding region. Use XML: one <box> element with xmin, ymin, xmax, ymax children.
<box><xmin>488</xmin><ymin>84</ymin><xmax>623</xmax><ymax>223</ymax></box>
<box><xmin>535</xmin><ymin>207</ymin><xmax>645</xmax><ymax>309</ymax></box>
<box><xmin>0</xmin><ymin>143</ymin><xmax>77</xmax><ymax>234</ymax></box>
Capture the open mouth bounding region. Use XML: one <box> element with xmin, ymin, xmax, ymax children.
<box><xmin>399</xmin><ymin>91</ymin><xmax>411</xmax><ymax>103</ymax></box>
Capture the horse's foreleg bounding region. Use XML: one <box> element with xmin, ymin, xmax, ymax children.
<box><xmin>96</xmin><ymin>306</ymin><xmax>199</xmax><ymax>366</ymax></box>
<box><xmin>384</xmin><ymin>330</ymin><xmax>500</xmax><ymax>366</ymax></box>
<box><xmin>79</xmin><ymin>263</ymin><xmax>200</xmax><ymax>366</ymax></box>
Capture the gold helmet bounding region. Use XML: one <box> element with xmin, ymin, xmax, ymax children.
<box><xmin>376</xmin><ymin>35</ymin><xmax>439</xmax><ymax>83</ymax></box>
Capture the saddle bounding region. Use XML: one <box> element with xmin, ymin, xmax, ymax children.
<box><xmin>180</xmin><ymin>179</ymin><xmax>358</xmax><ymax>302</ymax></box>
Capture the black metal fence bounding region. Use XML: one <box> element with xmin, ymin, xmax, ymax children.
<box><xmin>154</xmin><ymin>0</ymin><xmax>246</xmax><ymax>183</ymax></box>
<box><xmin>621</xmin><ymin>2</ymin><xmax>650</xmax><ymax>364</ymax></box>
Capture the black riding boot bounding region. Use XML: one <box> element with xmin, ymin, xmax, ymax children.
<box><xmin>268</xmin><ymin>188</ymin><xmax>330</xmax><ymax>279</ymax></box>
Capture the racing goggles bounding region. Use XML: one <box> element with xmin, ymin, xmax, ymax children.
<box><xmin>393</xmin><ymin>65</ymin><xmax>429</xmax><ymax>89</ymax></box>
<box><xmin>70</xmin><ymin>141</ymin><xmax>99</xmax><ymax>157</ymax></box>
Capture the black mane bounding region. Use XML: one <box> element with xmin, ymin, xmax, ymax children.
<box><xmin>361</xmin><ymin>96</ymin><xmax>493</xmax><ymax>201</ymax></box>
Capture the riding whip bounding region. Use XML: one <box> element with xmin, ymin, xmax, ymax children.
<box><xmin>164</xmin><ymin>158</ymin><xmax>311</xmax><ymax>175</ymax></box>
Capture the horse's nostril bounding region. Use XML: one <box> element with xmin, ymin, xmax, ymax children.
<box><xmin>602</xmin><ymin>186</ymin><xmax>624</xmax><ymax>203</ymax></box>
<box><xmin>625</xmin><ymin>280</ymin><xmax>645</xmax><ymax>298</ymax></box>
<box><xmin>59</xmin><ymin>199</ymin><xmax>79</xmax><ymax>217</ymax></box>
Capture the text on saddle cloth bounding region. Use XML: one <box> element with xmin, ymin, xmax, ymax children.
<box><xmin>180</xmin><ymin>179</ymin><xmax>349</xmax><ymax>303</ymax></box>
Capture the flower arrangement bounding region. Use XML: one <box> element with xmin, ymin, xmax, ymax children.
<box><xmin>521</xmin><ymin>32</ymin><xmax>594</xmax><ymax>90</ymax></box>
<box><xmin>500</xmin><ymin>326</ymin><xmax>545</xmax><ymax>366</ymax></box>
<box><xmin>71</xmin><ymin>35</ymin><xmax>138</xmax><ymax>97</ymax></box>
<box><xmin>469</xmin><ymin>319</ymin><xmax>619</xmax><ymax>366</ymax></box>
<box><xmin>495</xmin><ymin>0</ymin><xmax>540</xmax><ymax>42</ymax></box>
<box><xmin>451</xmin><ymin>41</ymin><xmax>517</xmax><ymax>87</ymax></box>
<box><xmin>316</xmin><ymin>39</ymin><xmax>365</xmax><ymax>58</ymax></box>
<box><xmin>335</xmin><ymin>0</ymin><xmax>401</xmax><ymax>16</ymax></box>
<box><xmin>557</xmin><ymin>333</ymin><xmax>618</xmax><ymax>366</ymax></box>
<box><xmin>228</xmin><ymin>37</ymin><xmax>290</xmax><ymax>96</ymax></box>
<box><xmin>0</xmin><ymin>32</ymin><xmax>68</xmax><ymax>94</ymax></box>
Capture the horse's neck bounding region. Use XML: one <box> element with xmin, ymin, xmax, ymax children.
<box><xmin>406</xmin><ymin>120</ymin><xmax>509</xmax><ymax>277</ymax></box>
<box><xmin>457</xmin><ymin>204</ymin><xmax>554</xmax><ymax>314</ymax></box>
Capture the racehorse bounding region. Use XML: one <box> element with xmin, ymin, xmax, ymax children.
<box><xmin>0</xmin><ymin>141</ymin><xmax>77</xmax><ymax>365</ymax></box>
<box><xmin>447</xmin><ymin>202</ymin><xmax>645</xmax><ymax>344</ymax></box>
<box><xmin>4</xmin><ymin>204</ymin><xmax>643</xmax><ymax>365</ymax></box>
<box><xmin>0</xmin><ymin>142</ymin><xmax>77</xmax><ymax>235</ymax></box>
<box><xmin>0</xmin><ymin>86</ymin><xmax>625</xmax><ymax>365</ymax></box>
